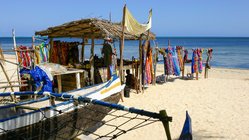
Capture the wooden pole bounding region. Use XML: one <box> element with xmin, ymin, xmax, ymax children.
<box><xmin>82</xmin><ymin>38</ymin><xmax>85</xmax><ymax>63</ymax></box>
<box><xmin>90</xmin><ymin>28</ymin><xmax>95</xmax><ymax>84</ymax></box>
<box><xmin>139</xmin><ymin>35</ymin><xmax>143</xmax><ymax>92</ymax></box>
<box><xmin>117</xmin><ymin>5</ymin><xmax>126</xmax><ymax>102</ymax></box>
<box><xmin>159</xmin><ymin>110</ymin><xmax>172</xmax><ymax>140</ymax></box>
<box><xmin>120</xmin><ymin>4</ymin><xmax>126</xmax><ymax>84</ymax></box>
<box><xmin>204</xmin><ymin>66</ymin><xmax>208</xmax><ymax>79</ymax></box>
<box><xmin>12</xmin><ymin>29</ymin><xmax>21</xmax><ymax>90</ymax></box>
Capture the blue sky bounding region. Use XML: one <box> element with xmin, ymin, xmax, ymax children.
<box><xmin>1</xmin><ymin>0</ymin><xmax>249</xmax><ymax>37</ymax></box>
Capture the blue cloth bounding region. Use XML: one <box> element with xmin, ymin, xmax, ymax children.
<box><xmin>179</xmin><ymin>111</ymin><xmax>192</xmax><ymax>140</ymax></box>
<box><xmin>20</xmin><ymin>66</ymin><xmax>53</xmax><ymax>92</ymax></box>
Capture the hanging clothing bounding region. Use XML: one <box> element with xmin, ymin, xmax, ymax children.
<box><xmin>176</xmin><ymin>46</ymin><xmax>184</xmax><ymax>71</ymax></box>
<box><xmin>191</xmin><ymin>49</ymin><xmax>198</xmax><ymax>74</ymax></box>
<box><xmin>197</xmin><ymin>49</ymin><xmax>203</xmax><ymax>73</ymax></box>
<box><xmin>145</xmin><ymin>58</ymin><xmax>152</xmax><ymax>84</ymax></box>
<box><xmin>172</xmin><ymin>46</ymin><xmax>181</xmax><ymax>76</ymax></box>
<box><xmin>51</xmin><ymin>41</ymin><xmax>59</xmax><ymax>63</ymax></box>
<box><xmin>35</xmin><ymin>42</ymin><xmax>49</xmax><ymax>64</ymax></box>
<box><xmin>17</xmin><ymin>46</ymin><xmax>32</xmax><ymax>67</ymax></box>
<box><xmin>165</xmin><ymin>47</ymin><xmax>174</xmax><ymax>75</ymax></box>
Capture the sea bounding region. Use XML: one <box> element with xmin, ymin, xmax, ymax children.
<box><xmin>1</xmin><ymin>37</ymin><xmax>249</xmax><ymax>69</ymax></box>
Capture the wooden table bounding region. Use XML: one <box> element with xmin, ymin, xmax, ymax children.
<box><xmin>53</xmin><ymin>68</ymin><xmax>85</xmax><ymax>93</ymax></box>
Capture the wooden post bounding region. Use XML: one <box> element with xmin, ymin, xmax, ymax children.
<box><xmin>82</xmin><ymin>38</ymin><xmax>85</xmax><ymax>63</ymax></box>
<box><xmin>182</xmin><ymin>60</ymin><xmax>185</xmax><ymax>79</ymax></box>
<box><xmin>49</xmin><ymin>38</ymin><xmax>54</xmax><ymax>62</ymax></box>
<box><xmin>205</xmin><ymin>50</ymin><xmax>211</xmax><ymax>79</ymax></box>
<box><xmin>57</xmin><ymin>75</ymin><xmax>62</xmax><ymax>93</ymax></box>
<box><xmin>90</xmin><ymin>28</ymin><xmax>95</xmax><ymax>84</ymax></box>
<box><xmin>153</xmin><ymin>42</ymin><xmax>158</xmax><ymax>85</ymax></box>
<box><xmin>76</xmin><ymin>73</ymin><xmax>81</xmax><ymax>89</ymax></box>
<box><xmin>159</xmin><ymin>110</ymin><xmax>172</xmax><ymax>140</ymax></box>
<box><xmin>139</xmin><ymin>36</ymin><xmax>143</xmax><ymax>92</ymax></box>
<box><xmin>204</xmin><ymin>67</ymin><xmax>208</xmax><ymax>79</ymax></box>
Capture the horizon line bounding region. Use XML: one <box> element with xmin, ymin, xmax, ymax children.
<box><xmin>1</xmin><ymin>36</ymin><xmax>249</xmax><ymax>38</ymax></box>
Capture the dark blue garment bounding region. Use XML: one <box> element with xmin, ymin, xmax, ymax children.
<box><xmin>179</xmin><ymin>111</ymin><xmax>192</xmax><ymax>140</ymax></box>
<box><xmin>20</xmin><ymin>66</ymin><xmax>53</xmax><ymax>92</ymax></box>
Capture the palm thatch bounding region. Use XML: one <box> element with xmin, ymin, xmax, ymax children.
<box><xmin>35</xmin><ymin>18</ymin><xmax>155</xmax><ymax>40</ymax></box>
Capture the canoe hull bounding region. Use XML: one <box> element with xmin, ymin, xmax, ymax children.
<box><xmin>0</xmin><ymin>94</ymin><xmax>120</xmax><ymax>140</ymax></box>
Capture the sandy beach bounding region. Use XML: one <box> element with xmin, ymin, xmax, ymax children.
<box><xmin>1</xmin><ymin>54</ymin><xmax>249</xmax><ymax>139</ymax></box>
<box><xmin>87</xmin><ymin>64</ymin><xmax>249</xmax><ymax>140</ymax></box>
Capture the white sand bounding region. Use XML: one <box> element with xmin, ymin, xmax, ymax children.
<box><xmin>1</xmin><ymin>55</ymin><xmax>249</xmax><ymax>139</ymax></box>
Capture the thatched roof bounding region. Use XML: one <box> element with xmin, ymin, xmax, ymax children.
<box><xmin>35</xmin><ymin>18</ymin><xmax>155</xmax><ymax>40</ymax></box>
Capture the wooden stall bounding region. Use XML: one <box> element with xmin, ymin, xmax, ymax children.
<box><xmin>35</xmin><ymin>18</ymin><xmax>155</xmax><ymax>92</ymax></box>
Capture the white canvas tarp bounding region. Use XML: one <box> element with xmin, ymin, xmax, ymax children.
<box><xmin>124</xmin><ymin>7</ymin><xmax>152</xmax><ymax>35</ymax></box>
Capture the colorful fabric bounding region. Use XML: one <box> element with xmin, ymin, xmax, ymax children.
<box><xmin>191</xmin><ymin>49</ymin><xmax>198</xmax><ymax>74</ymax></box>
<box><xmin>197</xmin><ymin>49</ymin><xmax>203</xmax><ymax>73</ymax></box>
<box><xmin>172</xmin><ymin>46</ymin><xmax>181</xmax><ymax>76</ymax></box>
<box><xmin>146</xmin><ymin>58</ymin><xmax>152</xmax><ymax>84</ymax></box>
<box><xmin>165</xmin><ymin>47</ymin><xmax>174</xmax><ymax>75</ymax></box>
<box><xmin>35</xmin><ymin>42</ymin><xmax>49</xmax><ymax>64</ymax></box>
<box><xmin>148</xmin><ymin>48</ymin><xmax>153</xmax><ymax>83</ymax></box>
<box><xmin>176</xmin><ymin>46</ymin><xmax>184</xmax><ymax>71</ymax></box>
<box><xmin>17</xmin><ymin>46</ymin><xmax>32</xmax><ymax>67</ymax></box>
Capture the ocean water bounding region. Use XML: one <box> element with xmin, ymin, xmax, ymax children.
<box><xmin>1</xmin><ymin>37</ymin><xmax>249</xmax><ymax>69</ymax></box>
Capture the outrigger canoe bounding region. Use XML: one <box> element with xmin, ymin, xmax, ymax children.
<box><xmin>0</xmin><ymin>74</ymin><xmax>125</xmax><ymax>140</ymax></box>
